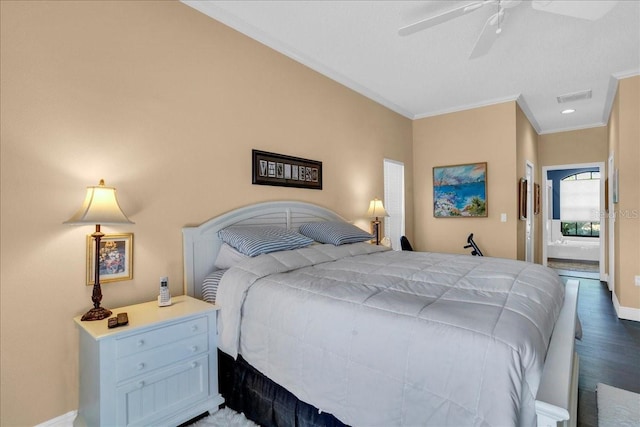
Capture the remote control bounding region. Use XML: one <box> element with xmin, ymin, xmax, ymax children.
<box><xmin>107</xmin><ymin>317</ymin><xmax>118</xmax><ymax>329</ymax></box>
<box><xmin>117</xmin><ymin>312</ymin><xmax>128</xmax><ymax>327</ymax></box>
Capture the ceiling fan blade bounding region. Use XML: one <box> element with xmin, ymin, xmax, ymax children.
<box><xmin>399</xmin><ymin>1</ymin><xmax>492</xmax><ymax>36</ymax></box>
<box><xmin>468</xmin><ymin>10</ymin><xmax>503</xmax><ymax>59</ymax></box>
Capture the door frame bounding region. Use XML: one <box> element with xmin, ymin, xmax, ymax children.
<box><xmin>607</xmin><ymin>155</ymin><xmax>615</xmax><ymax>291</ymax></box>
<box><xmin>541</xmin><ymin>162</ymin><xmax>606</xmax><ymax>281</ymax></box>
<box><xmin>525</xmin><ymin>161</ymin><xmax>534</xmax><ymax>263</ymax></box>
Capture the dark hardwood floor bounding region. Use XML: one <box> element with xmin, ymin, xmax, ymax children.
<box><xmin>557</xmin><ymin>272</ymin><xmax>640</xmax><ymax>427</ymax></box>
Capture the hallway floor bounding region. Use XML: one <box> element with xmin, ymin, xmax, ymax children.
<box><xmin>557</xmin><ymin>273</ymin><xmax>640</xmax><ymax>427</ymax></box>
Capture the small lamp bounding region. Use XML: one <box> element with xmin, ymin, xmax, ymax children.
<box><xmin>367</xmin><ymin>198</ymin><xmax>389</xmax><ymax>245</ymax></box>
<box><xmin>65</xmin><ymin>180</ymin><xmax>134</xmax><ymax>321</ymax></box>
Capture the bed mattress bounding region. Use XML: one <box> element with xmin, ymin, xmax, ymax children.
<box><xmin>216</xmin><ymin>243</ymin><xmax>565</xmax><ymax>427</ymax></box>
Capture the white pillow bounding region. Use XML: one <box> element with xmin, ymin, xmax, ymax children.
<box><xmin>214</xmin><ymin>243</ymin><xmax>250</xmax><ymax>270</ymax></box>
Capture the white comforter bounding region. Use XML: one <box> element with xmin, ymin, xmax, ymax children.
<box><xmin>216</xmin><ymin>243</ymin><xmax>565</xmax><ymax>427</ymax></box>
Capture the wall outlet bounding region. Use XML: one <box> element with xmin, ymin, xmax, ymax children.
<box><xmin>500</xmin><ymin>213</ymin><xmax>507</xmax><ymax>223</ymax></box>
<box><xmin>635</xmin><ymin>276</ymin><xmax>640</xmax><ymax>287</ymax></box>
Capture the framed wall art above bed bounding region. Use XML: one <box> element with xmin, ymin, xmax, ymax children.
<box><xmin>252</xmin><ymin>149</ymin><xmax>322</xmax><ymax>190</ymax></box>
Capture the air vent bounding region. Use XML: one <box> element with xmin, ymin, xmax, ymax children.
<box><xmin>557</xmin><ymin>90</ymin><xmax>592</xmax><ymax>104</ymax></box>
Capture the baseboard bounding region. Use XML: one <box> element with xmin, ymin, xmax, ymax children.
<box><xmin>34</xmin><ymin>410</ymin><xmax>76</xmax><ymax>427</ymax></box>
<box><xmin>612</xmin><ymin>292</ymin><xmax>640</xmax><ymax>321</ymax></box>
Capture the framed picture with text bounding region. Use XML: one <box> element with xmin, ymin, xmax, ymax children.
<box><xmin>252</xmin><ymin>149</ymin><xmax>322</xmax><ymax>190</ymax></box>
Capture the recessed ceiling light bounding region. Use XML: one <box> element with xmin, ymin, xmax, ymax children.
<box><xmin>561</xmin><ymin>109</ymin><xmax>576</xmax><ymax>114</ymax></box>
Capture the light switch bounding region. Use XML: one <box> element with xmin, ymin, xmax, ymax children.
<box><xmin>501</xmin><ymin>213</ymin><xmax>507</xmax><ymax>222</ymax></box>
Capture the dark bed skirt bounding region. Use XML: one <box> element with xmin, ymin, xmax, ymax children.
<box><xmin>218</xmin><ymin>350</ymin><xmax>349</xmax><ymax>427</ymax></box>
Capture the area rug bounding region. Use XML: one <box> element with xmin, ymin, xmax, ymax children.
<box><xmin>597</xmin><ymin>383</ymin><xmax>640</xmax><ymax>427</ymax></box>
<box><xmin>547</xmin><ymin>258</ymin><xmax>599</xmax><ymax>273</ymax></box>
<box><xmin>190</xmin><ymin>408</ymin><xmax>258</xmax><ymax>427</ymax></box>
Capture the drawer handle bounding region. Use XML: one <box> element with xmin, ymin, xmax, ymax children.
<box><xmin>191</xmin><ymin>325</ymin><xmax>198</xmax><ymax>332</ymax></box>
<box><xmin>137</xmin><ymin>339</ymin><xmax>145</xmax><ymax>347</ymax></box>
<box><xmin>137</xmin><ymin>381</ymin><xmax>145</xmax><ymax>388</ymax></box>
<box><xmin>190</xmin><ymin>361</ymin><xmax>198</xmax><ymax>369</ymax></box>
<box><xmin>190</xmin><ymin>345</ymin><xmax>198</xmax><ymax>352</ymax></box>
<box><xmin>137</xmin><ymin>363</ymin><xmax>145</xmax><ymax>370</ymax></box>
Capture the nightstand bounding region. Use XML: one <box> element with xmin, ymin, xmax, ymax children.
<box><xmin>73</xmin><ymin>295</ymin><xmax>223</xmax><ymax>427</ymax></box>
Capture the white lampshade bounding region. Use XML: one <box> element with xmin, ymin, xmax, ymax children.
<box><xmin>64</xmin><ymin>180</ymin><xmax>134</xmax><ymax>225</ymax></box>
<box><xmin>367</xmin><ymin>198</ymin><xmax>389</xmax><ymax>219</ymax></box>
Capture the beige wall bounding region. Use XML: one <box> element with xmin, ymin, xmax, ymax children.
<box><xmin>538</xmin><ymin>126</ymin><xmax>609</xmax><ymax>268</ymax></box>
<box><xmin>0</xmin><ymin>2</ymin><xmax>413</xmax><ymax>425</ymax></box>
<box><xmin>538</xmin><ymin>127</ymin><xmax>608</xmax><ymax>167</ymax></box>
<box><xmin>412</xmin><ymin>102</ymin><xmax>518</xmax><ymax>259</ymax></box>
<box><xmin>515</xmin><ymin>104</ymin><xmax>540</xmax><ymax>262</ymax></box>
<box><xmin>608</xmin><ymin>76</ymin><xmax>640</xmax><ymax>312</ymax></box>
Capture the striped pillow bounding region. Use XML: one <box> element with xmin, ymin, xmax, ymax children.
<box><xmin>218</xmin><ymin>226</ymin><xmax>314</xmax><ymax>257</ymax></box>
<box><xmin>299</xmin><ymin>221</ymin><xmax>373</xmax><ymax>246</ymax></box>
<box><xmin>202</xmin><ymin>269</ymin><xmax>226</xmax><ymax>304</ymax></box>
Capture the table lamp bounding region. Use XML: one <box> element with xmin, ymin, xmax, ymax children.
<box><xmin>367</xmin><ymin>198</ymin><xmax>389</xmax><ymax>245</ymax></box>
<box><xmin>65</xmin><ymin>180</ymin><xmax>134</xmax><ymax>321</ymax></box>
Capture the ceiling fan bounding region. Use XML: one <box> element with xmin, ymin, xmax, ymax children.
<box><xmin>398</xmin><ymin>0</ymin><xmax>618</xmax><ymax>59</ymax></box>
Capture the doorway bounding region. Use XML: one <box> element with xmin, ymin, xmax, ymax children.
<box><xmin>542</xmin><ymin>162</ymin><xmax>606</xmax><ymax>281</ymax></box>
<box><xmin>525</xmin><ymin>161</ymin><xmax>534</xmax><ymax>263</ymax></box>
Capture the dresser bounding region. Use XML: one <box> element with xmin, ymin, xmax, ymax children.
<box><xmin>73</xmin><ymin>295</ymin><xmax>224</xmax><ymax>427</ymax></box>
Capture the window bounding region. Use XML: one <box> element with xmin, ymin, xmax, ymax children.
<box><xmin>560</xmin><ymin>172</ymin><xmax>599</xmax><ymax>238</ymax></box>
<box><xmin>561</xmin><ymin>221</ymin><xmax>600</xmax><ymax>237</ymax></box>
<box><xmin>384</xmin><ymin>159</ymin><xmax>405</xmax><ymax>251</ymax></box>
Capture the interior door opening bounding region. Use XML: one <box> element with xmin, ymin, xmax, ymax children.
<box><xmin>542</xmin><ymin>162</ymin><xmax>605</xmax><ymax>281</ymax></box>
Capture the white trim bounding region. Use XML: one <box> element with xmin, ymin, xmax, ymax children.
<box><xmin>612</xmin><ymin>69</ymin><xmax>640</xmax><ymax>80</ymax></box>
<box><xmin>34</xmin><ymin>410</ymin><xmax>76</xmax><ymax>427</ymax></box>
<box><xmin>517</xmin><ymin>95</ymin><xmax>542</xmax><ymax>134</ymax></box>
<box><xmin>383</xmin><ymin>158</ymin><xmax>405</xmax><ymax>251</ymax></box>
<box><xmin>607</xmin><ymin>155</ymin><xmax>615</xmax><ymax>293</ymax></box>
<box><xmin>525</xmin><ymin>161</ymin><xmax>534</xmax><ymax>263</ymax></box>
<box><xmin>413</xmin><ymin>94</ymin><xmax>521</xmax><ymax>120</ymax></box>
<box><xmin>537</xmin><ymin>121</ymin><xmax>609</xmax><ymax>136</ymax></box>
<box><xmin>613</xmin><ymin>292</ymin><xmax>640</xmax><ymax>322</ymax></box>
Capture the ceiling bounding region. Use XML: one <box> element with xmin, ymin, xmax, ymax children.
<box><xmin>183</xmin><ymin>1</ymin><xmax>640</xmax><ymax>134</ymax></box>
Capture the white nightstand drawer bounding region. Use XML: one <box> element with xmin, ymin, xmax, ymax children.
<box><xmin>117</xmin><ymin>316</ymin><xmax>208</xmax><ymax>358</ymax></box>
<box><xmin>117</xmin><ymin>334</ymin><xmax>208</xmax><ymax>382</ymax></box>
<box><xmin>116</xmin><ymin>354</ymin><xmax>210</xmax><ymax>427</ymax></box>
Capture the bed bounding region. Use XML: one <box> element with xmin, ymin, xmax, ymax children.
<box><xmin>183</xmin><ymin>200</ymin><xmax>579</xmax><ymax>427</ymax></box>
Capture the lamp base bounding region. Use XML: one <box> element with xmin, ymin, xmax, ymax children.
<box><xmin>81</xmin><ymin>306</ymin><xmax>112</xmax><ymax>321</ymax></box>
<box><xmin>371</xmin><ymin>220</ymin><xmax>381</xmax><ymax>245</ymax></box>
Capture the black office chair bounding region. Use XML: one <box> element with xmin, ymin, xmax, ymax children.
<box><xmin>400</xmin><ymin>236</ymin><xmax>414</xmax><ymax>251</ymax></box>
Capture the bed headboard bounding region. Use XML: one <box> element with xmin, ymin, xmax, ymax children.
<box><xmin>182</xmin><ymin>200</ymin><xmax>347</xmax><ymax>299</ymax></box>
